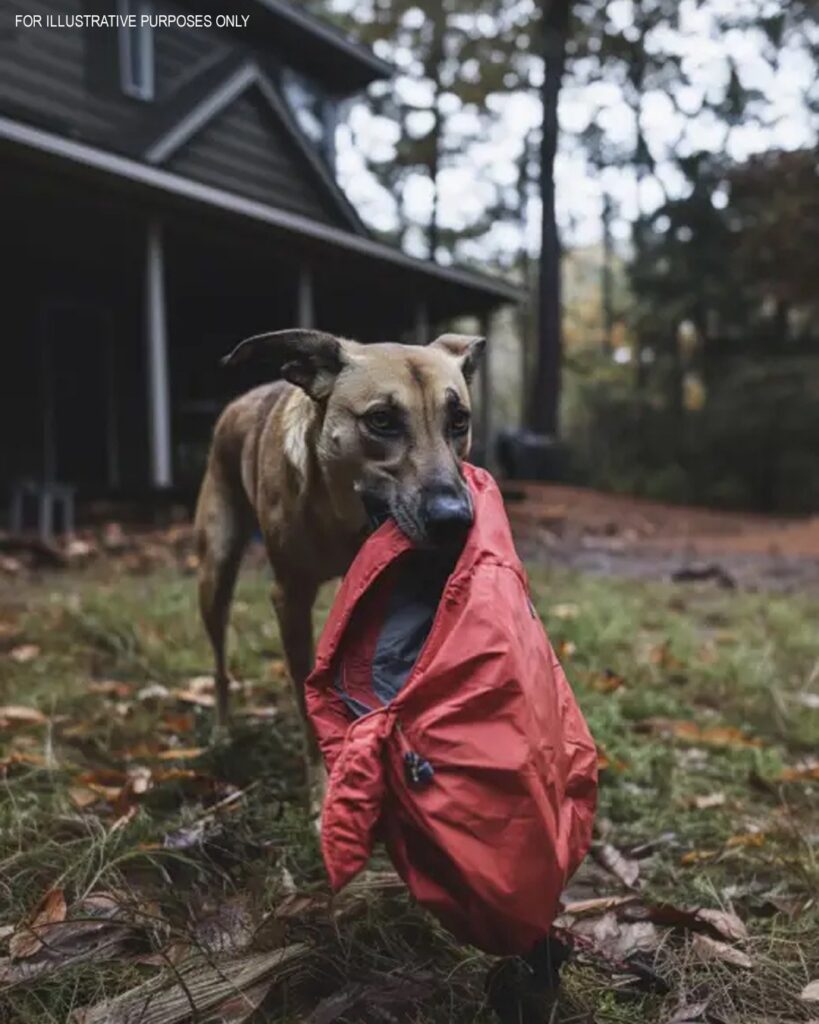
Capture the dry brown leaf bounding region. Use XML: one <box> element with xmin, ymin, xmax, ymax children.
<box><xmin>78</xmin><ymin>768</ymin><xmax>128</xmax><ymax>788</ymax></box>
<box><xmin>801</xmin><ymin>980</ymin><xmax>819</xmax><ymax>1003</ymax></box>
<box><xmin>680</xmin><ymin>849</ymin><xmax>718</xmax><ymax>865</ymax></box>
<box><xmin>778</xmin><ymin>760</ymin><xmax>819</xmax><ymax>783</ymax></box>
<box><xmin>1</xmin><ymin>750</ymin><xmax>47</xmax><ymax>771</ymax></box>
<box><xmin>87</xmin><ymin>681</ymin><xmax>133</xmax><ymax>699</ymax></box>
<box><xmin>10</xmin><ymin>889</ymin><xmax>67</xmax><ymax>959</ymax></box>
<box><xmin>592</xmin><ymin>669</ymin><xmax>626</xmax><ymax>694</ymax></box>
<box><xmin>8</xmin><ymin>644</ymin><xmax>41</xmax><ymax>664</ymax></box>
<box><xmin>160</xmin><ymin>712</ymin><xmax>195</xmax><ymax>734</ymax></box>
<box><xmin>639</xmin><ymin>718</ymin><xmax>762</xmax><ymax>749</ymax></box>
<box><xmin>175</xmin><ymin>690</ymin><xmax>215</xmax><ymax>708</ymax></box>
<box><xmin>724</xmin><ymin>831</ymin><xmax>766</xmax><ymax>849</ymax></box>
<box><xmin>68</xmin><ymin>786</ymin><xmax>100</xmax><ymax>810</ymax></box>
<box><xmin>562</xmin><ymin>894</ymin><xmax>640</xmax><ymax>917</ymax></box>
<box><xmin>695</xmin><ymin>907</ymin><xmax>748</xmax><ymax>942</ymax></box>
<box><xmin>154</xmin><ymin>747</ymin><xmax>206</xmax><ymax>762</ymax></box>
<box><xmin>593</xmin><ymin>843</ymin><xmax>640</xmax><ymax>888</ymax></box>
<box><xmin>692</xmin><ymin>933</ymin><xmax>752</xmax><ymax>969</ymax></box>
<box><xmin>0</xmin><ymin>705</ymin><xmax>47</xmax><ymax>726</ymax></box>
<box><xmin>569</xmin><ymin>911</ymin><xmax>658</xmax><ymax>959</ymax></box>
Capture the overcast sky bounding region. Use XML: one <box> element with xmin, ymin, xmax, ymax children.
<box><xmin>331</xmin><ymin>0</ymin><xmax>818</xmax><ymax>264</ymax></box>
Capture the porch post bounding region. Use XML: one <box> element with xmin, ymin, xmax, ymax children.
<box><xmin>479</xmin><ymin>311</ymin><xmax>493</xmax><ymax>470</ymax></box>
<box><xmin>145</xmin><ymin>218</ymin><xmax>172</xmax><ymax>488</ymax></box>
<box><xmin>414</xmin><ymin>298</ymin><xmax>429</xmax><ymax>345</ymax></box>
<box><xmin>297</xmin><ymin>265</ymin><xmax>315</xmax><ymax>329</ymax></box>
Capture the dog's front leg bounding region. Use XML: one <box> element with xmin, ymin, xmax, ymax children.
<box><xmin>270</xmin><ymin>577</ymin><xmax>326</xmax><ymax>815</ymax></box>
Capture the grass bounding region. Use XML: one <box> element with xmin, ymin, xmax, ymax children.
<box><xmin>1</xmin><ymin>556</ymin><xmax>818</xmax><ymax>1022</ymax></box>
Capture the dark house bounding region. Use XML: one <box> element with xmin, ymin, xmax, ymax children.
<box><xmin>0</xmin><ymin>0</ymin><xmax>518</xmax><ymax>533</ymax></box>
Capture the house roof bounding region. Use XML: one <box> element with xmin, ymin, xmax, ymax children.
<box><xmin>0</xmin><ymin>115</ymin><xmax>522</xmax><ymax>320</ymax></box>
<box><xmin>178</xmin><ymin>0</ymin><xmax>393</xmax><ymax>94</ymax></box>
<box><xmin>140</xmin><ymin>54</ymin><xmax>368</xmax><ymax>234</ymax></box>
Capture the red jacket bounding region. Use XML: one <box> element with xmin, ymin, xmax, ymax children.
<box><xmin>306</xmin><ymin>465</ymin><xmax>597</xmax><ymax>954</ymax></box>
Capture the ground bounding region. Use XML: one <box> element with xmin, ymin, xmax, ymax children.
<box><xmin>0</xmin><ymin>495</ymin><xmax>818</xmax><ymax>1023</ymax></box>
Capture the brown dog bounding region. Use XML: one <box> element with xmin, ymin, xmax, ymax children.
<box><xmin>194</xmin><ymin>328</ymin><xmax>485</xmax><ymax>786</ymax></box>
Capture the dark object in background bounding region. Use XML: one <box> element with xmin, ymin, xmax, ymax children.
<box><xmin>671</xmin><ymin>562</ymin><xmax>737</xmax><ymax>589</ymax></box>
<box><xmin>496</xmin><ymin>428</ymin><xmax>568</xmax><ymax>481</ymax></box>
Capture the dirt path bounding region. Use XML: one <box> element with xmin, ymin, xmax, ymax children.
<box><xmin>504</xmin><ymin>482</ymin><xmax>819</xmax><ymax>592</ymax></box>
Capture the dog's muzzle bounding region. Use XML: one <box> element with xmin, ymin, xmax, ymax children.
<box><xmin>421</xmin><ymin>485</ymin><xmax>473</xmax><ymax>546</ymax></box>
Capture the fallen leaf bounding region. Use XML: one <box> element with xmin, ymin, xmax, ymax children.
<box><xmin>557</xmin><ymin>640</ymin><xmax>577</xmax><ymax>659</ymax></box>
<box><xmin>801</xmin><ymin>980</ymin><xmax>819</xmax><ymax>1003</ymax></box>
<box><xmin>692</xmin><ymin>933</ymin><xmax>752</xmax><ymax>969</ymax></box>
<box><xmin>0</xmin><ymin>750</ymin><xmax>47</xmax><ymax>771</ymax></box>
<box><xmin>681</xmin><ymin>850</ymin><xmax>718</xmax><ymax>865</ymax></box>
<box><xmin>778</xmin><ymin>760</ymin><xmax>819</xmax><ymax>783</ymax></box>
<box><xmin>88</xmin><ymin>681</ymin><xmax>133</xmax><ymax>699</ymax></box>
<box><xmin>638</xmin><ymin>718</ymin><xmax>762</xmax><ymax>749</ymax></box>
<box><xmin>154</xmin><ymin>747</ymin><xmax>206</xmax><ymax>762</ymax></box>
<box><xmin>592</xmin><ymin>668</ymin><xmax>626</xmax><ymax>693</ymax></box>
<box><xmin>551</xmin><ymin>603</ymin><xmax>580</xmax><ymax>620</ymax></box>
<box><xmin>562</xmin><ymin>895</ymin><xmax>640</xmax><ymax>917</ymax></box>
<box><xmin>596</xmin><ymin>745</ymin><xmax>629</xmax><ymax>773</ymax></box>
<box><xmin>160</xmin><ymin>712</ymin><xmax>195</xmax><ymax>733</ymax></box>
<box><xmin>724</xmin><ymin>832</ymin><xmax>766</xmax><ymax>849</ymax></box>
<box><xmin>569</xmin><ymin>911</ymin><xmax>658</xmax><ymax>959</ymax></box>
<box><xmin>136</xmin><ymin>683</ymin><xmax>170</xmax><ymax>702</ymax></box>
<box><xmin>593</xmin><ymin>843</ymin><xmax>640</xmax><ymax>888</ymax></box>
<box><xmin>10</xmin><ymin>889</ymin><xmax>67</xmax><ymax>959</ymax></box>
<box><xmin>236</xmin><ymin>705</ymin><xmax>278</xmax><ymax>720</ymax></box>
<box><xmin>78</xmin><ymin>768</ymin><xmax>128</xmax><ymax>788</ymax></box>
<box><xmin>665</xmin><ymin>999</ymin><xmax>710</xmax><ymax>1023</ymax></box>
<box><xmin>175</xmin><ymin>690</ymin><xmax>215</xmax><ymax>708</ymax></box>
<box><xmin>648</xmin><ymin>641</ymin><xmax>684</xmax><ymax>671</ymax></box>
<box><xmin>690</xmin><ymin>792</ymin><xmax>726</xmax><ymax>810</ymax></box>
<box><xmin>68</xmin><ymin>786</ymin><xmax>100</xmax><ymax>810</ymax></box>
<box><xmin>9</xmin><ymin>644</ymin><xmax>40</xmax><ymax>664</ymax></box>
<box><xmin>0</xmin><ymin>705</ymin><xmax>47</xmax><ymax>726</ymax></box>
<box><xmin>695</xmin><ymin>907</ymin><xmax>748</xmax><ymax>941</ymax></box>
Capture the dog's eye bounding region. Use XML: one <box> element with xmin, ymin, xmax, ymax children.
<box><xmin>449</xmin><ymin>408</ymin><xmax>471</xmax><ymax>436</ymax></box>
<box><xmin>363</xmin><ymin>408</ymin><xmax>401</xmax><ymax>437</ymax></box>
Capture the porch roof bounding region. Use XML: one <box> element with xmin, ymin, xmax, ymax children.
<box><xmin>0</xmin><ymin>115</ymin><xmax>522</xmax><ymax>324</ymax></box>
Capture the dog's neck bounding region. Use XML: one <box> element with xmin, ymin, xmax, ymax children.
<box><xmin>280</xmin><ymin>387</ymin><xmax>367</xmax><ymax>537</ymax></box>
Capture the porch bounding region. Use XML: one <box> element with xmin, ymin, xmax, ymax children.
<box><xmin>1</xmin><ymin>119</ymin><xmax>519</xmax><ymax>533</ymax></box>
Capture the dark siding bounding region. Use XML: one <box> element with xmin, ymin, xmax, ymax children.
<box><xmin>0</xmin><ymin>0</ymin><xmax>228</xmax><ymax>148</ymax></box>
<box><xmin>166</xmin><ymin>89</ymin><xmax>338</xmax><ymax>223</ymax></box>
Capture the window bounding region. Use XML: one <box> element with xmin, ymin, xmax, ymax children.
<box><xmin>118</xmin><ymin>0</ymin><xmax>154</xmax><ymax>101</ymax></box>
<box><xmin>281</xmin><ymin>68</ymin><xmax>326</xmax><ymax>145</ymax></box>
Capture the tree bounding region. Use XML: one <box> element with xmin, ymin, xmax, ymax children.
<box><xmin>531</xmin><ymin>0</ymin><xmax>570</xmax><ymax>436</ymax></box>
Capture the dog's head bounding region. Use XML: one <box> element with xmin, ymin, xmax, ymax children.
<box><xmin>223</xmin><ymin>329</ymin><xmax>485</xmax><ymax>547</ymax></box>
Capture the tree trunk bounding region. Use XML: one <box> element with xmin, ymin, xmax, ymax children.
<box><xmin>530</xmin><ymin>0</ymin><xmax>570</xmax><ymax>436</ymax></box>
<box><xmin>427</xmin><ymin>6</ymin><xmax>447</xmax><ymax>263</ymax></box>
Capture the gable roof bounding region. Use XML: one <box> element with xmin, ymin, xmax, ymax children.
<box><xmin>142</xmin><ymin>56</ymin><xmax>366</xmax><ymax>234</ymax></box>
<box><xmin>177</xmin><ymin>0</ymin><xmax>392</xmax><ymax>94</ymax></box>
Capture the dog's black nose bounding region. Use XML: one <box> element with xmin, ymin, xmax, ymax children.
<box><xmin>422</xmin><ymin>486</ymin><xmax>473</xmax><ymax>544</ymax></box>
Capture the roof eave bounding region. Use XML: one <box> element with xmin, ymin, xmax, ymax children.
<box><xmin>0</xmin><ymin>115</ymin><xmax>523</xmax><ymax>309</ymax></box>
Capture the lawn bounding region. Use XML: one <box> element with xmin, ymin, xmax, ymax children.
<box><xmin>1</xmin><ymin>554</ymin><xmax>818</xmax><ymax>1023</ymax></box>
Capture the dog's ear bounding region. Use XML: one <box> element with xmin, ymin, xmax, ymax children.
<box><xmin>429</xmin><ymin>334</ymin><xmax>486</xmax><ymax>384</ymax></box>
<box><xmin>221</xmin><ymin>329</ymin><xmax>346</xmax><ymax>400</ymax></box>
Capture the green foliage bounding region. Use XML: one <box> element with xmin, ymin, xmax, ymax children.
<box><xmin>2</xmin><ymin>562</ymin><xmax>818</xmax><ymax>1022</ymax></box>
<box><xmin>564</xmin><ymin>348</ymin><xmax>819</xmax><ymax>512</ymax></box>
